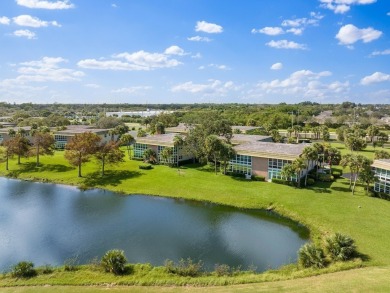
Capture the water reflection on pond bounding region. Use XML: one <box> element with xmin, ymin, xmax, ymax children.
<box><xmin>0</xmin><ymin>177</ymin><xmax>309</xmax><ymax>271</ymax></box>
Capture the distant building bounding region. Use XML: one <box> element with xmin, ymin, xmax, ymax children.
<box><xmin>230</xmin><ymin>141</ymin><xmax>314</xmax><ymax>181</ymax></box>
<box><xmin>372</xmin><ymin>159</ymin><xmax>390</xmax><ymax>194</ymax></box>
<box><xmin>0</xmin><ymin>126</ymin><xmax>33</xmax><ymax>144</ymax></box>
<box><xmin>53</xmin><ymin>125</ymin><xmax>117</xmax><ymax>149</ymax></box>
<box><xmin>106</xmin><ymin>109</ymin><xmax>173</xmax><ymax>118</ymax></box>
<box><xmin>133</xmin><ymin>133</ymin><xmax>191</xmax><ymax>165</ymax></box>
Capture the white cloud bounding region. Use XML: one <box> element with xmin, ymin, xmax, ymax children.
<box><xmin>111</xmin><ymin>3</ymin><xmax>118</xmax><ymax>8</ymax></box>
<box><xmin>85</xmin><ymin>83</ymin><xmax>100</xmax><ymax>88</ymax></box>
<box><xmin>336</xmin><ymin>24</ymin><xmax>382</xmax><ymax>45</ymax></box>
<box><xmin>0</xmin><ymin>16</ymin><xmax>11</xmax><ymax>25</ymax></box>
<box><xmin>1</xmin><ymin>57</ymin><xmax>84</xmax><ymax>86</ymax></box>
<box><xmin>13</xmin><ymin>29</ymin><xmax>36</xmax><ymax>39</ymax></box>
<box><xmin>256</xmin><ymin>69</ymin><xmax>347</xmax><ymax>99</ymax></box>
<box><xmin>387</xmin><ymin>12</ymin><xmax>390</xmax><ymax>16</ymax></box>
<box><xmin>171</xmin><ymin>80</ymin><xmax>237</xmax><ymax>96</ymax></box>
<box><xmin>78</xmin><ymin>49</ymin><xmax>182</xmax><ymax>71</ymax></box>
<box><xmin>286</xmin><ymin>28</ymin><xmax>303</xmax><ymax>35</ymax></box>
<box><xmin>164</xmin><ymin>45</ymin><xmax>185</xmax><ymax>56</ymax></box>
<box><xmin>191</xmin><ymin>53</ymin><xmax>202</xmax><ymax>59</ymax></box>
<box><xmin>370</xmin><ymin>49</ymin><xmax>390</xmax><ymax>56</ymax></box>
<box><xmin>266</xmin><ymin>40</ymin><xmax>307</xmax><ymax>50</ymax></box>
<box><xmin>187</xmin><ymin>36</ymin><xmax>212</xmax><ymax>42</ymax></box>
<box><xmin>195</xmin><ymin>21</ymin><xmax>223</xmax><ymax>34</ymax></box>
<box><xmin>270</xmin><ymin>62</ymin><xmax>283</xmax><ymax>70</ymax></box>
<box><xmin>13</xmin><ymin>15</ymin><xmax>61</xmax><ymax>27</ymax></box>
<box><xmin>111</xmin><ymin>86</ymin><xmax>151</xmax><ymax>94</ymax></box>
<box><xmin>253</xmin><ymin>12</ymin><xmax>323</xmax><ymax>37</ymax></box>
<box><xmin>361</xmin><ymin>72</ymin><xmax>390</xmax><ymax>85</ymax></box>
<box><xmin>252</xmin><ymin>27</ymin><xmax>284</xmax><ymax>36</ymax></box>
<box><xmin>199</xmin><ymin>64</ymin><xmax>231</xmax><ymax>70</ymax></box>
<box><xmin>16</xmin><ymin>0</ymin><xmax>75</xmax><ymax>9</ymax></box>
<box><xmin>320</xmin><ymin>0</ymin><xmax>376</xmax><ymax>14</ymax></box>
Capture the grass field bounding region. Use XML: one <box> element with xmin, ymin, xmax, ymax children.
<box><xmin>1</xmin><ymin>146</ymin><xmax>390</xmax><ymax>291</ymax></box>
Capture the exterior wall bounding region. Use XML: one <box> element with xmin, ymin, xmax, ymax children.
<box><xmin>372</xmin><ymin>166</ymin><xmax>390</xmax><ymax>194</ymax></box>
<box><xmin>228</xmin><ymin>154</ymin><xmax>252</xmax><ymax>175</ymax></box>
<box><xmin>54</xmin><ymin>131</ymin><xmax>116</xmax><ymax>150</ymax></box>
<box><xmin>252</xmin><ymin>157</ymin><xmax>268</xmax><ymax>179</ymax></box>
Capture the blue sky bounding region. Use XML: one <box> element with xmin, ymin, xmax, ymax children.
<box><xmin>0</xmin><ymin>0</ymin><xmax>389</xmax><ymax>104</ymax></box>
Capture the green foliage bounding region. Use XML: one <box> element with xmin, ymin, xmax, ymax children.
<box><xmin>164</xmin><ymin>258</ymin><xmax>203</xmax><ymax>277</ymax></box>
<box><xmin>307</xmin><ymin>178</ymin><xmax>315</xmax><ymax>186</ymax></box>
<box><xmin>251</xmin><ymin>175</ymin><xmax>265</xmax><ymax>181</ymax></box>
<box><xmin>318</xmin><ymin>174</ymin><xmax>334</xmax><ymax>182</ymax></box>
<box><xmin>101</xmin><ymin>249</ymin><xmax>128</xmax><ymax>275</ymax></box>
<box><xmin>11</xmin><ymin>261</ymin><xmax>37</xmax><ymax>278</ymax></box>
<box><xmin>332</xmin><ymin>169</ymin><xmax>343</xmax><ymax>179</ymax></box>
<box><xmin>64</xmin><ymin>256</ymin><xmax>79</xmax><ymax>271</ymax></box>
<box><xmin>298</xmin><ymin>243</ymin><xmax>326</xmax><ymax>269</ymax></box>
<box><xmin>139</xmin><ymin>164</ymin><xmax>153</xmax><ymax>170</ymax></box>
<box><xmin>272</xmin><ymin>178</ymin><xmax>296</xmax><ymax>187</ymax></box>
<box><xmin>326</xmin><ymin>233</ymin><xmax>357</xmax><ymax>261</ymax></box>
<box><xmin>42</xmin><ymin>264</ymin><xmax>54</xmax><ymax>274</ymax></box>
<box><xmin>214</xmin><ymin>264</ymin><xmax>242</xmax><ymax>276</ymax></box>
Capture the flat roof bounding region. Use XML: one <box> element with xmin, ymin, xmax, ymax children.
<box><xmin>372</xmin><ymin>159</ymin><xmax>390</xmax><ymax>170</ymax></box>
<box><xmin>135</xmin><ymin>133</ymin><xmax>184</xmax><ymax>147</ymax></box>
<box><xmin>54</xmin><ymin>125</ymin><xmax>110</xmax><ymax>135</ymax></box>
<box><xmin>234</xmin><ymin>141</ymin><xmax>309</xmax><ymax>160</ymax></box>
<box><xmin>231</xmin><ymin>134</ymin><xmax>272</xmax><ymax>144</ymax></box>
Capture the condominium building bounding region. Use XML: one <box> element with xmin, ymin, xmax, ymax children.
<box><xmin>53</xmin><ymin>125</ymin><xmax>117</xmax><ymax>149</ymax></box>
<box><xmin>133</xmin><ymin>133</ymin><xmax>191</xmax><ymax>165</ymax></box>
<box><xmin>372</xmin><ymin>159</ymin><xmax>390</xmax><ymax>194</ymax></box>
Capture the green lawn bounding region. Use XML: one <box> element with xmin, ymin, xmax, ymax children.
<box><xmin>1</xmin><ymin>147</ymin><xmax>390</xmax><ymax>289</ymax></box>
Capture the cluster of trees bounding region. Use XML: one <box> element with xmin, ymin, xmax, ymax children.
<box><xmin>1</xmin><ymin>127</ymin><xmax>55</xmax><ymax>170</ymax></box>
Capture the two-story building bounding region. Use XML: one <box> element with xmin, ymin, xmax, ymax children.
<box><xmin>372</xmin><ymin>159</ymin><xmax>390</xmax><ymax>194</ymax></box>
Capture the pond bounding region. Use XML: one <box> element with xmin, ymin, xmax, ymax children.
<box><xmin>0</xmin><ymin>177</ymin><xmax>309</xmax><ymax>272</ymax></box>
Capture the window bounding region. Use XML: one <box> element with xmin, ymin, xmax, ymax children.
<box><xmin>228</xmin><ymin>154</ymin><xmax>252</xmax><ymax>175</ymax></box>
<box><xmin>268</xmin><ymin>158</ymin><xmax>295</xmax><ymax>181</ymax></box>
<box><xmin>158</xmin><ymin>146</ymin><xmax>178</xmax><ymax>164</ymax></box>
<box><xmin>373</xmin><ymin>167</ymin><xmax>390</xmax><ymax>194</ymax></box>
<box><xmin>133</xmin><ymin>143</ymin><xmax>148</xmax><ymax>159</ymax></box>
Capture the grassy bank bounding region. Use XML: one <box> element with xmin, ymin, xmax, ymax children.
<box><xmin>1</xmin><ymin>150</ymin><xmax>390</xmax><ymax>289</ymax></box>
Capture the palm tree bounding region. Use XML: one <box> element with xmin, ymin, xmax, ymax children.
<box><xmin>292</xmin><ymin>158</ymin><xmax>307</xmax><ymax>188</ymax></box>
<box><xmin>280</xmin><ymin>163</ymin><xmax>295</xmax><ymax>181</ymax></box>
<box><xmin>143</xmin><ymin>148</ymin><xmax>157</xmax><ymax>164</ymax></box>
<box><xmin>173</xmin><ymin>135</ymin><xmax>185</xmax><ymax>167</ymax></box>
<box><xmin>301</xmin><ymin>146</ymin><xmax>318</xmax><ymax>186</ymax></box>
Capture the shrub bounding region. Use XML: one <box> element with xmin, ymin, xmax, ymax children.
<box><xmin>307</xmin><ymin>178</ymin><xmax>315</xmax><ymax>186</ymax></box>
<box><xmin>251</xmin><ymin>175</ymin><xmax>265</xmax><ymax>181</ymax></box>
<box><xmin>101</xmin><ymin>249</ymin><xmax>127</xmax><ymax>275</ymax></box>
<box><xmin>164</xmin><ymin>258</ymin><xmax>203</xmax><ymax>277</ymax></box>
<box><xmin>64</xmin><ymin>256</ymin><xmax>79</xmax><ymax>271</ymax></box>
<box><xmin>298</xmin><ymin>243</ymin><xmax>326</xmax><ymax>269</ymax></box>
<box><xmin>332</xmin><ymin>170</ymin><xmax>343</xmax><ymax>179</ymax></box>
<box><xmin>214</xmin><ymin>264</ymin><xmax>231</xmax><ymax>276</ymax></box>
<box><xmin>272</xmin><ymin>178</ymin><xmax>296</xmax><ymax>187</ymax></box>
<box><xmin>230</xmin><ymin>172</ymin><xmax>246</xmax><ymax>178</ymax></box>
<box><xmin>326</xmin><ymin>233</ymin><xmax>357</xmax><ymax>261</ymax></box>
<box><xmin>139</xmin><ymin>164</ymin><xmax>153</xmax><ymax>170</ymax></box>
<box><xmin>318</xmin><ymin>174</ymin><xmax>334</xmax><ymax>182</ymax></box>
<box><xmin>42</xmin><ymin>264</ymin><xmax>54</xmax><ymax>274</ymax></box>
<box><xmin>11</xmin><ymin>261</ymin><xmax>37</xmax><ymax>278</ymax></box>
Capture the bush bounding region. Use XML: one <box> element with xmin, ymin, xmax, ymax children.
<box><xmin>11</xmin><ymin>261</ymin><xmax>37</xmax><ymax>278</ymax></box>
<box><xmin>251</xmin><ymin>175</ymin><xmax>265</xmax><ymax>181</ymax></box>
<box><xmin>101</xmin><ymin>249</ymin><xmax>128</xmax><ymax>275</ymax></box>
<box><xmin>307</xmin><ymin>178</ymin><xmax>315</xmax><ymax>186</ymax></box>
<box><xmin>139</xmin><ymin>164</ymin><xmax>153</xmax><ymax>170</ymax></box>
<box><xmin>42</xmin><ymin>264</ymin><xmax>54</xmax><ymax>274</ymax></box>
<box><xmin>272</xmin><ymin>178</ymin><xmax>296</xmax><ymax>187</ymax></box>
<box><xmin>298</xmin><ymin>243</ymin><xmax>326</xmax><ymax>269</ymax></box>
<box><xmin>64</xmin><ymin>256</ymin><xmax>79</xmax><ymax>271</ymax></box>
<box><xmin>230</xmin><ymin>172</ymin><xmax>246</xmax><ymax>178</ymax></box>
<box><xmin>332</xmin><ymin>169</ymin><xmax>343</xmax><ymax>179</ymax></box>
<box><xmin>164</xmin><ymin>258</ymin><xmax>203</xmax><ymax>277</ymax></box>
<box><xmin>214</xmin><ymin>264</ymin><xmax>231</xmax><ymax>276</ymax></box>
<box><xmin>326</xmin><ymin>233</ymin><xmax>357</xmax><ymax>261</ymax></box>
<box><xmin>318</xmin><ymin>174</ymin><xmax>334</xmax><ymax>182</ymax></box>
